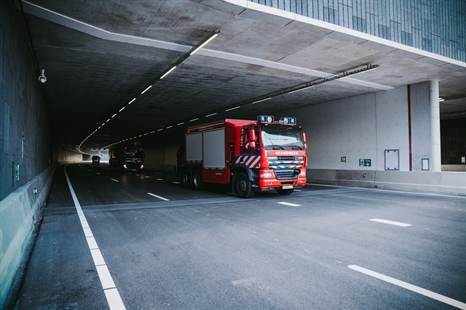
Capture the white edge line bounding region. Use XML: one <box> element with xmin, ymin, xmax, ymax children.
<box><xmin>64</xmin><ymin>165</ymin><xmax>126</xmax><ymax>310</ymax></box>
<box><xmin>348</xmin><ymin>265</ymin><xmax>466</xmax><ymax>309</ymax></box>
<box><xmin>147</xmin><ymin>192</ymin><xmax>169</xmax><ymax>201</ymax></box>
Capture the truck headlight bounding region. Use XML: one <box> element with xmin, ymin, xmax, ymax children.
<box><xmin>260</xmin><ymin>171</ymin><xmax>274</xmax><ymax>178</ymax></box>
<box><xmin>299</xmin><ymin>171</ymin><xmax>306</xmax><ymax>176</ymax></box>
<box><xmin>123</xmin><ymin>164</ymin><xmax>127</xmax><ymax>169</ymax></box>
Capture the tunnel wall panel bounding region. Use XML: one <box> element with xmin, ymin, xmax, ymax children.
<box><xmin>0</xmin><ymin>1</ymin><xmax>54</xmax><ymax>308</ymax></box>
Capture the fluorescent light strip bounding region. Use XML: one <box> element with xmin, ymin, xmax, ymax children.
<box><xmin>177</xmin><ymin>122</ymin><xmax>184</xmax><ymax>126</ymax></box>
<box><xmin>190</xmin><ymin>33</ymin><xmax>219</xmax><ymax>56</ymax></box>
<box><xmin>189</xmin><ymin>118</ymin><xmax>199</xmax><ymax>122</ymax></box>
<box><xmin>106</xmin><ymin>119</ymin><xmax>111</xmax><ymax>122</ymax></box>
<box><xmin>119</xmin><ymin>107</ymin><xmax>125</xmax><ymax>112</ymax></box>
<box><xmin>157</xmin><ymin>128</ymin><xmax>163</xmax><ymax>131</ymax></box>
<box><xmin>128</xmin><ymin>98</ymin><xmax>136</xmax><ymax>105</ymax></box>
<box><xmin>252</xmin><ymin>97</ymin><xmax>271</xmax><ymax>104</ymax></box>
<box><xmin>226</xmin><ymin>106</ymin><xmax>240</xmax><ymax>111</ymax></box>
<box><xmin>288</xmin><ymin>86</ymin><xmax>315</xmax><ymax>94</ymax></box>
<box><xmin>166</xmin><ymin>126</ymin><xmax>173</xmax><ymax>129</ymax></box>
<box><xmin>205</xmin><ymin>113</ymin><xmax>217</xmax><ymax>117</ymax></box>
<box><xmin>111</xmin><ymin>113</ymin><xmax>117</xmax><ymax>118</ymax></box>
<box><xmin>141</xmin><ymin>85</ymin><xmax>152</xmax><ymax>94</ymax></box>
<box><xmin>160</xmin><ymin>66</ymin><xmax>176</xmax><ymax>79</ymax></box>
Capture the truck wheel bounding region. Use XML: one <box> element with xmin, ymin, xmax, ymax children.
<box><xmin>192</xmin><ymin>170</ymin><xmax>204</xmax><ymax>191</ymax></box>
<box><xmin>181</xmin><ymin>169</ymin><xmax>191</xmax><ymax>188</ymax></box>
<box><xmin>276</xmin><ymin>189</ymin><xmax>294</xmax><ymax>195</ymax></box>
<box><xmin>235</xmin><ymin>172</ymin><xmax>254</xmax><ymax>198</ymax></box>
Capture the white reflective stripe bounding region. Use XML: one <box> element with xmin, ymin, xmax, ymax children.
<box><xmin>235</xmin><ymin>156</ymin><xmax>242</xmax><ymax>164</ymax></box>
<box><xmin>245</xmin><ymin>156</ymin><xmax>255</xmax><ymax>166</ymax></box>
<box><xmin>249</xmin><ymin>156</ymin><xmax>261</xmax><ymax>168</ymax></box>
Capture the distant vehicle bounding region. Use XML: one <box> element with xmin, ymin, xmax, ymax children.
<box><xmin>92</xmin><ymin>155</ymin><xmax>100</xmax><ymax>165</ymax></box>
<box><xmin>176</xmin><ymin>115</ymin><xmax>308</xmax><ymax>198</ymax></box>
<box><xmin>109</xmin><ymin>142</ymin><xmax>144</xmax><ymax>171</ymax></box>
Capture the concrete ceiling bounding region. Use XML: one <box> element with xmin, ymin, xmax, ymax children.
<box><xmin>17</xmin><ymin>0</ymin><xmax>466</xmax><ymax>154</ymax></box>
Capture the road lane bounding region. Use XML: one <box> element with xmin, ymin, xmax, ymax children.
<box><xmin>15</xmin><ymin>164</ymin><xmax>466</xmax><ymax>309</ymax></box>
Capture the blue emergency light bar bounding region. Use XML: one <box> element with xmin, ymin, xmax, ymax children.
<box><xmin>279</xmin><ymin>117</ymin><xmax>297</xmax><ymax>125</ymax></box>
<box><xmin>257</xmin><ymin>115</ymin><xmax>274</xmax><ymax>123</ymax></box>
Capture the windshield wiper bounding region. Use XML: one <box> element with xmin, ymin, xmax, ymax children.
<box><xmin>272</xmin><ymin>145</ymin><xmax>284</xmax><ymax>150</ymax></box>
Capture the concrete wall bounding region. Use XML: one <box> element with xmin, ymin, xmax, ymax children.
<box><xmin>298</xmin><ymin>86</ymin><xmax>409</xmax><ymax>171</ymax></box>
<box><xmin>0</xmin><ymin>0</ymin><xmax>53</xmax><ymax>201</ymax></box>
<box><xmin>284</xmin><ymin>84</ymin><xmax>465</xmax><ymax>195</ymax></box>
<box><xmin>0</xmin><ymin>165</ymin><xmax>57</xmax><ymax>309</ymax></box>
<box><xmin>0</xmin><ymin>2</ymin><xmax>55</xmax><ymax>308</ymax></box>
<box><xmin>143</xmin><ymin>137</ymin><xmax>182</xmax><ymax>172</ymax></box>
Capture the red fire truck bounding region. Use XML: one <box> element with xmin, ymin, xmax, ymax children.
<box><xmin>109</xmin><ymin>141</ymin><xmax>145</xmax><ymax>171</ymax></box>
<box><xmin>177</xmin><ymin>116</ymin><xmax>307</xmax><ymax>198</ymax></box>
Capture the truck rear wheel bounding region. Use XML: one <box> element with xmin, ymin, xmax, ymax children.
<box><xmin>235</xmin><ymin>172</ymin><xmax>254</xmax><ymax>198</ymax></box>
<box><xmin>276</xmin><ymin>189</ymin><xmax>294</xmax><ymax>195</ymax></box>
<box><xmin>192</xmin><ymin>170</ymin><xmax>204</xmax><ymax>191</ymax></box>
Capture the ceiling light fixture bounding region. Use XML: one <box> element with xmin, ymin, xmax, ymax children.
<box><xmin>225</xmin><ymin>106</ymin><xmax>240</xmax><ymax>111</ymax></box>
<box><xmin>252</xmin><ymin>97</ymin><xmax>272</xmax><ymax>104</ymax></box>
<box><xmin>190</xmin><ymin>32</ymin><xmax>219</xmax><ymax>56</ymax></box>
<box><xmin>288</xmin><ymin>85</ymin><xmax>315</xmax><ymax>94</ymax></box>
<box><xmin>141</xmin><ymin>85</ymin><xmax>152</xmax><ymax>94</ymax></box>
<box><xmin>205</xmin><ymin>113</ymin><xmax>217</xmax><ymax>117</ymax></box>
<box><xmin>160</xmin><ymin>66</ymin><xmax>177</xmax><ymax>79</ymax></box>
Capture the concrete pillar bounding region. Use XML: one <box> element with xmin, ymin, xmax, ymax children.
<box><xmin>429</xmin><ymin>80</ymin><xmax>441</xmax><ymax>171</ymax></box>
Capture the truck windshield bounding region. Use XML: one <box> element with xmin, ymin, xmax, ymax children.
<box><xmin>261</xmin><ymin>125</ymin><xmax>304</xmax><ymax>150</ymax></box>
<box><xmin>125</xmin><ymin>149</ymin><xmax>143</xmax><ymax>158</ymax></box>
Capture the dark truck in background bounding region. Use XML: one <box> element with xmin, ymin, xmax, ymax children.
<box><xmin>109</xmin><ymin>141</ymin><xmax>144</xmax><ymax>171</ymax></box>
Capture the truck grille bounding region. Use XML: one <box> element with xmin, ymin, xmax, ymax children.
<box><xmin>274</xmin><ymin>169</ymin><xmax>298</xmax><ymax>180</ymax></box>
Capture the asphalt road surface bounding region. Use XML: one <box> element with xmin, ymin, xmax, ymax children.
<box><xmin>14</xmin><ymin>164</ymin><xmax>466</xmax><ymax>309</ymax></box>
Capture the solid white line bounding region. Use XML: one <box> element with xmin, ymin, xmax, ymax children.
<box><xmin>348</xmin><ymin>265</ymin><xmax>466</xmax><ymax>309</ymax></box>
<box><xmin>64</xmin><ymin>166</ymin><xmax>126</xmax><ymax>310</ymax></box>
<box><xmin>277</xmin><ymin>202</ymin><xmax>301</xmax><ymax>207</ymax></box>
<box><xmin>147</xmin><ymin>192</ymin><xmax>169</xmax><ymax>201</ymax></box>
<box><xmin>370</xmin><ymin>218</ymin><xmax>412</xmax><ymax>227</ymax></box>
<box><xmin>111</xmin><ymin>178</ymin><xmax>119</xmax><ymax>182</ymax></box>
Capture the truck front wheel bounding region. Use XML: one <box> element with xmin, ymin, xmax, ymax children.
<box><xmin>235</xmin><ymin>172</ymin><xmax>254</xmax><ymax>198</ymax></box>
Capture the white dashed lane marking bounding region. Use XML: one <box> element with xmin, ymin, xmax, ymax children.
<box><xmin>370</xmin><ymin>218</ymin><xmax>412</xmax><ymax>227</ymax></box>
<box><xmin>147</xmin><ymin>192</ymin><xmax>169</xmax><ymax>201</ymax></box>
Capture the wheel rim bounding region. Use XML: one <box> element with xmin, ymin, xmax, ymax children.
<box><xmin>238</xmin><ymin>178</ymin><xmax>247</xmax><ymax>192</ymax></box>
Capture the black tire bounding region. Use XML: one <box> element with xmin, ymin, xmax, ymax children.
<box><xmin>276</xmin><ymin>188</ymin><xmax>294</xmax><ymax>195</ymax></box>
<box><xmin>181</xmin><ymin>169</ymin><xmax>191</xmax><ymax>188</ymax></box>
<box><xmin>235</xmin><ymin>172</ymin><xmax>254</xmax><ymax>198</ymax></box>
<box><xmin>192</xmin><ymin>170</ymin><xmax>204</xmax><ymax>191</ymax></box>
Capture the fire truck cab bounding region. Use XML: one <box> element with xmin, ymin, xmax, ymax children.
<box><xmin>178</xmin><ymin>116</ymin><xmax>307</xmax><ymax>198</ymax></box>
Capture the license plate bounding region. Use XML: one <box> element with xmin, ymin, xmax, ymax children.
<box><xmin>282</xmin><ymin>185</ymin><xmax>293</xmax><ymax>189</ymax></box>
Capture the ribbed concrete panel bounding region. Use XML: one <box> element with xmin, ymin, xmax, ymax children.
<box><xmin>250</xmin><ymin>0</ymin><xmax>466</xmax><ymax>62</ymax></box>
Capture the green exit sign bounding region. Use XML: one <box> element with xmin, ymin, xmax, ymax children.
<box><xmin>359</xmin><ymin>159</ymin><xmax>371</xmax><ymax>167</ymax></box>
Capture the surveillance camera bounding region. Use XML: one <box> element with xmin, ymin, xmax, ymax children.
<box><xmin>38</xmin><ymin>69</ymin><xmax>47</xmax><ymax>83</ymax></box>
